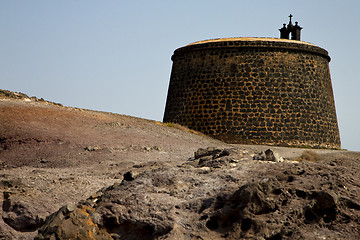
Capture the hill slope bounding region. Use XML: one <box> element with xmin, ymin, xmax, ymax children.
<box><xmin>0</xmin><ymin>90</ymin><xmax>359</xmax><ymax>239</ymax></box>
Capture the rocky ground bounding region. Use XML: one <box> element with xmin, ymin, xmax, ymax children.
<box><xmin>0</xmin><ymin>90</ymin><xmax>359</xmax><ymax>239</ymax></box>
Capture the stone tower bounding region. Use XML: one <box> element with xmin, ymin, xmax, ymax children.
<box><xmin>163</xmin><ymin>19</ymin><xmax>341</xmax><ymax>149</ymax></box>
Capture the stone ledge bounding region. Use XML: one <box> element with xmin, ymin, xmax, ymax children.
<box><xmin>174</xmin><ymin>37</ymin><xmax>330</xmax><ymax>62</ymax></box>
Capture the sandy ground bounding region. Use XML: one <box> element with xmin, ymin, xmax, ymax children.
<box><xmin>0</xmin><ymin>94</ymin><xmax>359</xmax><ymax>239</ymax></box>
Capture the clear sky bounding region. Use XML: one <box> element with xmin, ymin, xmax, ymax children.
<box><xmin>1</xmin><ymin>1</ymin><xmax>359</xmax><ymax>151</ymax></box>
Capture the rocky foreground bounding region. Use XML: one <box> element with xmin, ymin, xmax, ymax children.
<box><xmin>0</xmin><ymin>90</ymin><xmax>359</xmax><ymax>239</ymax></box>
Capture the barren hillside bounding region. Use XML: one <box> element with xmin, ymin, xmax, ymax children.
<box><xmin>0</xmin><ymin>90</ymin><xmax>359</xmax><ymax>239</ymax></box>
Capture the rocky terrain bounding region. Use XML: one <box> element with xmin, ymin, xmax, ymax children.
<box><xmin>0</xmin><ymin>89</ymin><xmax>359</xmax><ymax>239</ymax></box>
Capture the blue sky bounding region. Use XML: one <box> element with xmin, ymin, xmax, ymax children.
<box><xmin>1</xmin><ymin>1</ymin><xmax>359</xmax><ymax>151</ymax></box>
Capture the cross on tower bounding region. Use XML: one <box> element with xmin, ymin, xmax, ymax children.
<box><xmin>289</xmin><ymin>14</ymin><xmax>293</xmax><ymax>24</ymax></box>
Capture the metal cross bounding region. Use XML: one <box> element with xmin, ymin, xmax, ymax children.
<box><xmin>289</xmin><ymin>14</ymin><xmax>293</xmax><ymax>23</ymax></box>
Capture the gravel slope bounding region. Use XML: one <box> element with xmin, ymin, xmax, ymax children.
<box><xmin>0</xmin><ymin>92</ymin><xmax>359</xmax><ymax>239</ymax></box>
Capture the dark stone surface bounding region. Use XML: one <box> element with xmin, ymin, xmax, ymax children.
<box><xmin>2</xmin><ymin>197</ymin><xmax>45</xmax><ymax>232</ymax></box>
<box><xmin>163</xmin><ymin>38</ymin><xmax>341</xmax><ymax>149</ymax></box>
<box><xmin>34</xmin><ymin>148</ymin><xmax>360</xmax><ymax>239</ymax></box>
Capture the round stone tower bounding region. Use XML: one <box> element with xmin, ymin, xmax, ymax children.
<box><xmin>163</xmin><ymin>37</ymin><xmax>341</xmax><ymax>149</ymax></box>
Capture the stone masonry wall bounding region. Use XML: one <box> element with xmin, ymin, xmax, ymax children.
<box><xmin>163</xmin><ymin>38</ymin><xmax>341</xmax><ymax>149</ymax></box>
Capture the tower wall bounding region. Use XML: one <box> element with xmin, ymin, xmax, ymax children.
<box><xmin>163</xmin><ymin>38</ymin><xmax>341</xmax><ymax>149</ymax></box>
